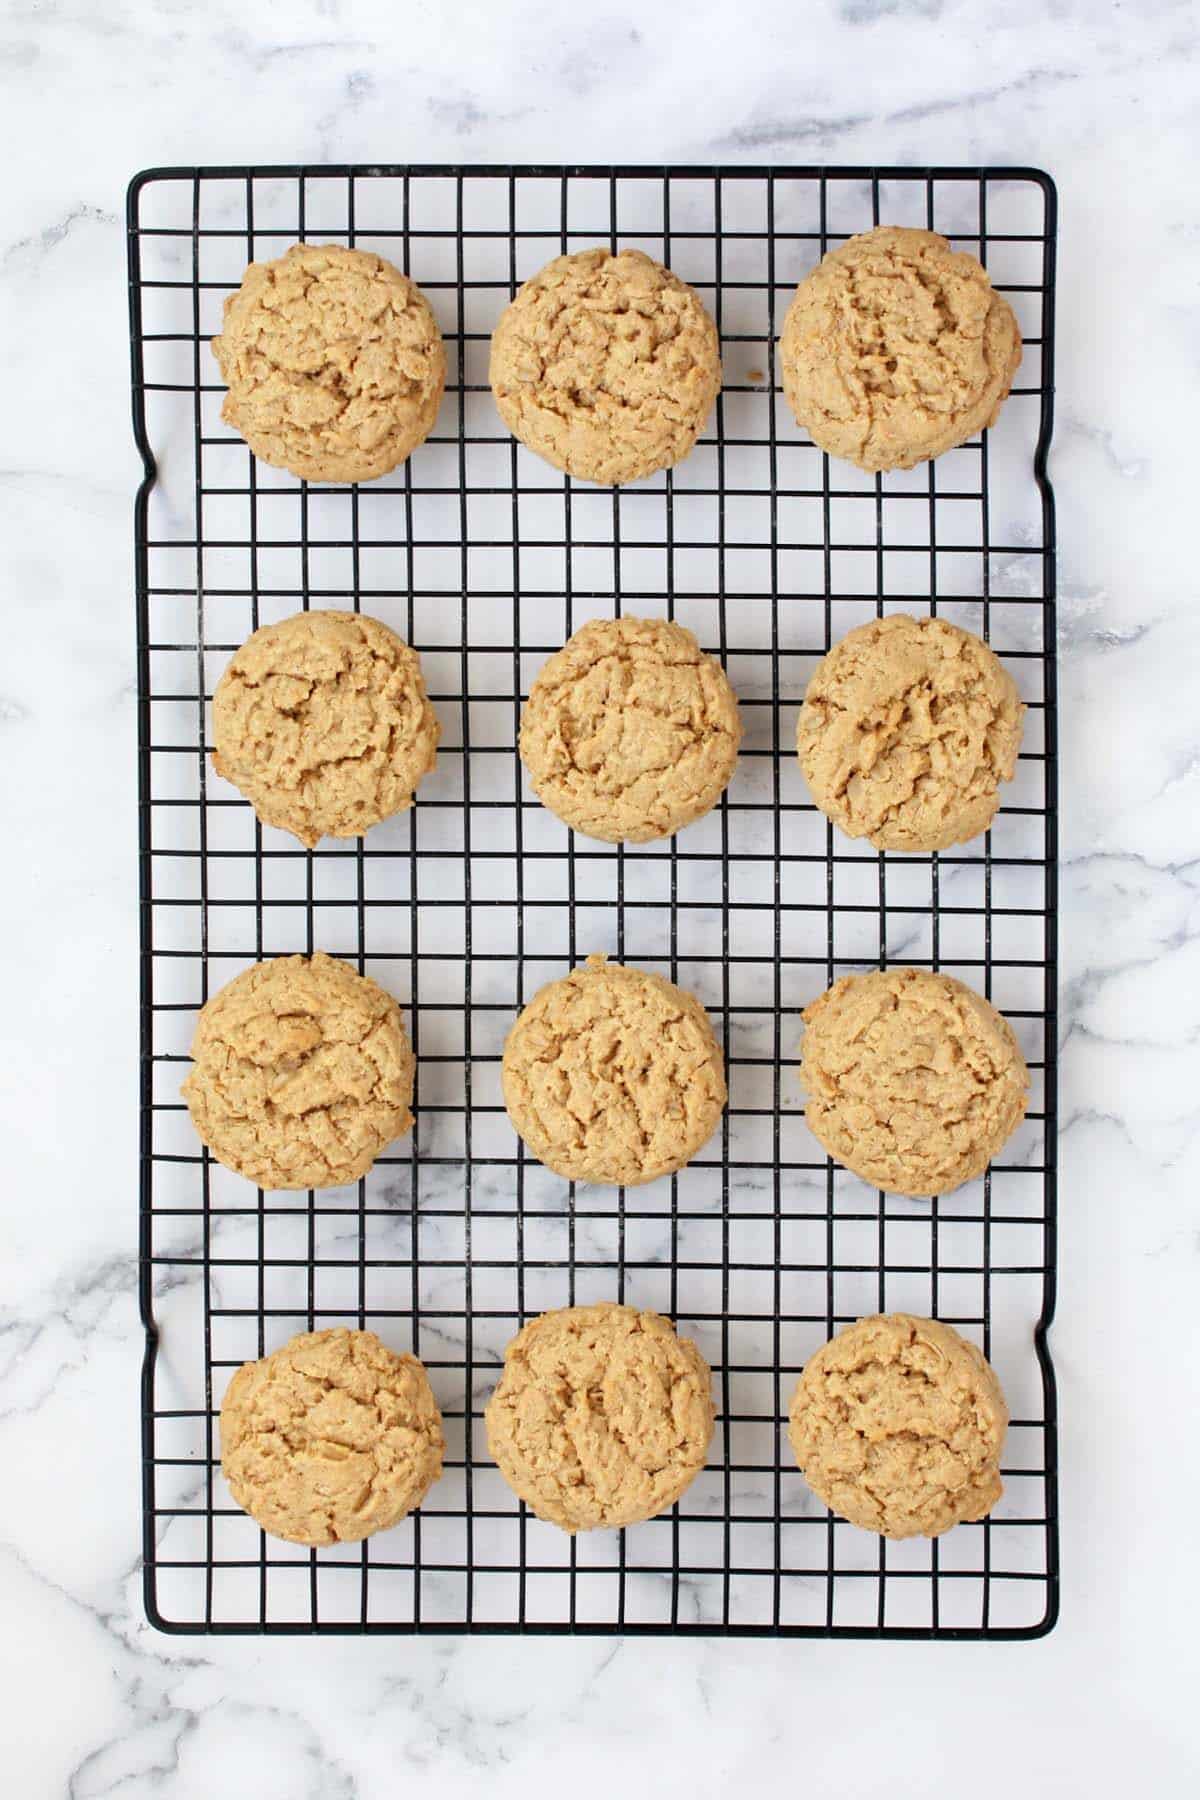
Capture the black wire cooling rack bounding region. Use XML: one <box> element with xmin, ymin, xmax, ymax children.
<box><xmin>129</xmin><ymin>164</ymin><xmax>1058</xmax><ymax>1638</ymax></box>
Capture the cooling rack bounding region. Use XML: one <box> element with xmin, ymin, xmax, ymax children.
<box><xmin>129</xmin><ymin>163</ymin><xmax>1058</xmax><ymax>1637</ymax></box>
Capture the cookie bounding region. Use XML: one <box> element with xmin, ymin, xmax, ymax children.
<box><xmin>221</xmin><ymin>1328</ymin><xmax>444</xmax><ymax>1545</ymax></box>
<box><xmin>211</xmin><ymin>243</ymin><xmax>445</xmax><ymax>483</ymax></box>
<box><xmin>779</xmin><ymin>226</ymin><xmax>1021</xmax><ymax>472</ymax></box>
<box><xmin>182</xmin><ymin>952</ymin><xmax>414</xmax><ymax>1190</ymax></box>
<box><xmin>212</xmin><ymin>609</ymin><xmax>439</xmax><ymax>848</ymax></box>
<box><xmin>788</xmin><ymin>1313</ymin><xmax>1008</xmax><ymax>1538</ymax></box>
<box><xmin>485</xmin><ymin>1302</ymin><xmax>714</xmax><ymax>1532</ymax></box>
<box><xmin>797</xmin><ymin>614</ymin><xmax>1024</xmax><ymax>852</ymax></box>
<box><xmin>502</xmin><ymin>955</ymin><xmax>726</xmax><ymax>1186</ymax></box>
<box><xmin>519</xmin><ymin>616</ymin><xmax>741</xmax><ymax>843</ymax></box>
<box><xmin>799</xmin><ymin>966</ymin><xmax>1028</xmax><ymax>1196</ymax></box>
<box><xmin>489</xmin><ymin>248</ymin><xmax>721</xmax><ymax>485</ymax></box>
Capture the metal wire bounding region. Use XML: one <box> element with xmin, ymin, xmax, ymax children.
<box><xmin>130</xmin><ymin>164</ymin><xmax>1059</xmax><ymax>1638</ymax></box>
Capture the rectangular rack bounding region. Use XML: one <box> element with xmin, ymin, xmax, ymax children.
<box><xmin>129</xmin><ymin>164</ymin><xmax>1058</xmax><ymax>1638</ymax></box>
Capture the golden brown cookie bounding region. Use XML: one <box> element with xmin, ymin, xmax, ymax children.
<box><xmin>799</xmin><ymin>966</ymin><xmax>1028</xmax><ymax>1196</ymax></box>
<box><xmin>221</xmin><ymin>1328</ymin><xmax>444</xmax><ymax>1545</ymax></box>
<box><xmin>485</xmin><ymin>1302</ymin><xmax>714</xmax><ymax>1531</ymax></box>
<box><xmin>182</xmin><ymin>952</ymin><xmax>414</xmax><ymax>1190</ymax></box>
<box><xmin>211</xmin><ymin>243</ymin><xmax>445</xmax><ymax>483</ymax></box>
<box><xmin>797</xmin><ymin>614</ymin><xmax>1024</xmax><ymax>852</ymax></box>
<box><xmin>212</xmin><ymin>609</ymin><xmax>439</xmax><ymax>849</ymax></box>
<box><xmin>502</xmin><ymin>956</ymin><xmax>726</xmax><ymax>1185</ymax></box>
<box><xmin>788</xmin><ymin>1313</ymin><xmax>1008</xmax><ymax>1538</ymax></box>
<box><xmin>489</xmin><ymin>248</ymin><xmax>721</xmax><ymax>485</ymax></box>
<box><xmin>519</xmin><ymin>616</ymin><xmax>741</xmax><ymax>843</ymax></box>
<box><xmin>779</xmin><ymin>226</ymin><xmax>1021</xmax><ymax>472</ymax></box>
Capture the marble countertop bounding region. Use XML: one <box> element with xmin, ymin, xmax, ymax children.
<box><xmin>2</xmin><ymin>1</ymin><xmax>1198</xmax><ymax>1794</ymax></box>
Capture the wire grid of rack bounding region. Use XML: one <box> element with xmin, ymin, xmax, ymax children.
<box><xmin>129</xmin><ymin>164</ymin><xmax>1058</xmax><ymax>1638</ymax></box>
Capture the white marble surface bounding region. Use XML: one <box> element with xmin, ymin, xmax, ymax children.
<box><xmin>2</xmin><ymin>1</ymin><xmax>1198</xmax><ymax>1793</ymax></box>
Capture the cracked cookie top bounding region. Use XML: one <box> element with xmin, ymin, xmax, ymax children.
<box><xmin>779</xmin><ymin>226</ymin><xmax>1021</xmax><ymax>472</ymax></box>
<box><xmin>797</xmin><ymin>613</ymin><xmax>1024</xmax><ymax>852</ymax></box>
<box><xmin>221</xmin><ymin>1328</ymin><xmax>444</xmax><ymax>1545</ymax></box>
<box><xmin>485</xmin><ymin>1302</ymin><xmax>714</xmax><ymax>1531</ymax></box>
<box><xmin>501</xmin><ymin>956</ymin><xmax>726</xmax><ymax>1186</ymax></box>
<box><xmin>788</xmin><ymin>1313</ymin><xmax>1008</xmax><ymax>1538</ymax></box>
<box><xmin>799</xmin><ymin>966</ymin><xmax>1028</xmax><ymax>1197</ymax></box>
<box><xmin>489</xmin><ymin>248</ymin><xmax>721</xmax><ymax>485</ymax></box>
<box><xmin>519</xmin><ymin>616</ymin><xmax>741</xmax><ymax>843</ymax></box>
<box><xmin>212</xmin><ymin>609</ymin><xmax>439</xmax><ymax>848</ymax></box>
<box><xmin>211</xmin><ymin>242</ymin><xmax>445</xmax><ymax>483</ymax></box>
<box><xmin>182</xmin><ymin>952</ymin><xmax>415</xmax><ymax>1190</ymax></box>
